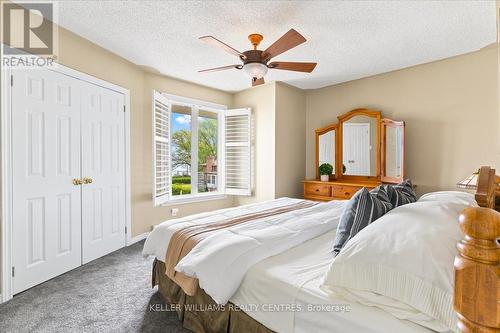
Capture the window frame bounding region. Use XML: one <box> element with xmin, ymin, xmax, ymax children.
<box><xmin>161</xmin><ymin>93</ymin><xmax>227</xmax><ymax>205</ymax></box>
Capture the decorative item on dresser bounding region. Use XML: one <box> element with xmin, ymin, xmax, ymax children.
<box><xmin>318</xmin><ymin>163</ymin><xmax>334</xmax><ymax>182</ymax></box>
<box><xmin>304</xmin><ymin>108</ymin><xmax>405</xmax><ymax>200</ymax></box>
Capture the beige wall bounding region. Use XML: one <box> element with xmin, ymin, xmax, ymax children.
<box><xmin>230</xmin><ymin>81</ymin><xmax>307</xmax><ymax>203</ymax></box>
<box><xmin>56</xmin><ymin>27</ymin><xmax>236</xmax><ymax>236</ymax></box>
<box><xmin>275</xmin><ymin>82</ymin><xmax>306</xmax><ymax>198</ymax></box>
<box><xmin>305</xmin><ymin>46</ymin><xmax>500</xmax><ymax>195</ymax></box>
<box><xmin>232</xmin><ymin>82</ymin><xmax>276</xmax><ymax>205</ymax></box>
<box><xmin>231</xmin><ymin>82</ymin><xmax>307</xmax><ymax>202</ymax></box>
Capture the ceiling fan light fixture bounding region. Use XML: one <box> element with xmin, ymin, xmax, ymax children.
<box><xmin>198</xmin><ymin>29</ymin><xmax>316</xmax><ymax>87</ymax></box>
<box><xmin>242</xmin><ymin>62</ymin><xmax>268</xmax><ymax>79</ymax></box>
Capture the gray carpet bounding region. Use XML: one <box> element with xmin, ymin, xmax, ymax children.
<box><xmin>0</xmin><ymin>241</ymin><xmax>190</xmax><ymax>333</ymax></box>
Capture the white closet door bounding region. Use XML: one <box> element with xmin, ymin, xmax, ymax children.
<box><xmin>12</xmin><ymin>68</ymin><xmax>82</xmax><ymax>293</ymax></box>
<box><xmin>80</xmin><ymin>84</ymin><xmax>126</xmax><ymax>263</ymax></box>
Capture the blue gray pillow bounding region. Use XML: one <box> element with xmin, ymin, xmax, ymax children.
<box><xmin>384</xmin><ymin>179</ymin><xmax>417</xmax><ymax>208</ymax></box>
<box><xmin>333</xmin><ymin>186</ymin><xmax>393</xmax><ymax>256</ymax></box>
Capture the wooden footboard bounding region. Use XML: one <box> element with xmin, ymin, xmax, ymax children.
<box><xmin>454</xmin><ymin>166</ymin><xmax>500</xmax><ymax>333</ymax></box>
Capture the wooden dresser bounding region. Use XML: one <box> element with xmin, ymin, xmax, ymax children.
<box><xmin>303</xmin><ymin>179</ymin><xmax>381</xmax><ymax>201</ymax></box>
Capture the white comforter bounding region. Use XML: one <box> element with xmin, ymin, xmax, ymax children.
<box><xmin>231</xmin><ymin>230</ymin><xmax>435</xmax><ymax>333</ymax></box>
<box><xmin>143</xmin><ymin>197</ymin><xmax>346</xmax><ymax>304</ymax></box>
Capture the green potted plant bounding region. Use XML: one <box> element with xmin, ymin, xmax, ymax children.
<box><xmin>319</xmin><ymin>163</ymin><xmax>333</xmax><ymax>182</ymax></box>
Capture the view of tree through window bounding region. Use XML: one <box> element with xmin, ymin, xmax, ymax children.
<box><xmin>171</xmin><ymin>105</ymin><xmax>218</xmax><ymax>196</ymax></box>
<box><xmin>171</xmin><ymin>105</ymin><xmax>192</xmax><ymax>196</ymax></box>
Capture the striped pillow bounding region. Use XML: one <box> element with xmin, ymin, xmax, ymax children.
<box><xmin>385</xmin><ymin>179</ymin><xmax>417</xmax><ymax>208</ymax></box>
<box><xmin>333</xmin><ymin>186</ymin><xmax>393</xmax><ymax>255</ymax></box>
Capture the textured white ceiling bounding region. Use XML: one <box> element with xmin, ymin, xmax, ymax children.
<box><xmin>56</xmin><ymin>0</ymin><xmax>496</xmax><ymax>92</ymax></box>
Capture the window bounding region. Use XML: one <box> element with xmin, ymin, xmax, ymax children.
<box><xmin>198</xmin><ymin>109</ymin><xmax>218</xmax><ymax>194</ymax></box>
<box><xmin>171</xmin><ymin>105</ymin><xmax>192</xmax><ymax>196</ymax></box>
<box><xmin>153</xmin><ymin>91</ymin><xmax>251</xmax><ymax>206</ymax></box>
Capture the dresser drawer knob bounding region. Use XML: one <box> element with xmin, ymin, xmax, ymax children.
<box><xmin>344</xmin><ymin>192</ymin><xmax>349</xmax><ymax>195</ymax></box>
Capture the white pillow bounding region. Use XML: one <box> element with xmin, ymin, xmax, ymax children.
<box><xmin>322</xmin><ymin>191</ymin><xmax>477</xmax><ymax>333</ymax></box>
<box><xmin>418</xmin><ymin>190</ymin><xmax>477</xmax><ymax>206</ymax></box>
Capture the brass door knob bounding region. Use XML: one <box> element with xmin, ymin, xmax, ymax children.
<box><xmin>83</xmin><ymin>177</ymin><xmax>93</xmax><ymax>184</ymax></box>
<box><xmin>73</xmin><ymin>178</ymin><xmax>83</xmax><ymax>185</ymax></box>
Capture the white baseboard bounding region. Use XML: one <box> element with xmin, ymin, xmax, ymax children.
<box><xmin>128</xmin><ymin>232</ymin><xmax>149</xmax><ymax>245</ymax></box>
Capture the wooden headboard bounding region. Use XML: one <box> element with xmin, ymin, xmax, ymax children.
<box><xmin>454</xmin><ymin>166</ymin><xmax>500</xmax><ymax>333</ymax></box>
<box><xmin>475</xmin><ymin>166</ymin><xmax>499</xmax><ymax>211</ymax></box>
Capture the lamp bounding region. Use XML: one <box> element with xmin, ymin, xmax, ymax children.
<box><xmin>242</xmin><ymin>63</ymin><xmax>268</xmax><ymax>79</ymax></box>
<box><xmin>456</xmin><ymin>170</ymin><xmax>480</xmax><ymax>190</ymax></box>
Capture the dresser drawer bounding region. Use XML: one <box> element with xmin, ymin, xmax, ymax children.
<box><xmin>304</xmin><ymin>183</ymin><xmax>331</xmax><ymax>197</ymax></box>
<box><xmin>332</xmin><ymin>185</ymin><xmax>362</xmax><ymax>199</ymax></box>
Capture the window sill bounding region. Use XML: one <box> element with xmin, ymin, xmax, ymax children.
<box><xmin>162</xmin><ymin>193</ymin><xmax>227</xmax><ymax>206</ymax></box>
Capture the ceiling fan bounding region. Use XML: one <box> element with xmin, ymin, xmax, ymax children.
<box><xmin>198</xmin><ymin>29</ymin><xmax>317</xmax><ymax>87</ymax></box>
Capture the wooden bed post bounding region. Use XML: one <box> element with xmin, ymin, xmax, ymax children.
<box><xmin>454</xmin><ymin>166</ymin><xmax>500</xmax><ymax>333</ymax></box>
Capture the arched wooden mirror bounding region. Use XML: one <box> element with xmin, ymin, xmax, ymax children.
<box><xmin>305</xmin><ymin>108</ymin><xmax>405</xmax><ymax>201</ymax></box>
<box><xmin>338</xmin><ymin>109</ymin><xmax>381</xmax><ymax>180</ymax></box>
<box><xmin>315</xmin><ymin>124</ymin><xmax>338</xmax><ymax>179</ymax></box>
<box><xmin>381</xmin><ymin>119</ymin><xmax>405</xmax><ymax>183</ymax></box>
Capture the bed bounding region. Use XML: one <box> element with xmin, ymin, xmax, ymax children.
<box><xmin>143</xmin><ymin>166</ymin><xmax>499</xmax><ymax>333</ymax></box>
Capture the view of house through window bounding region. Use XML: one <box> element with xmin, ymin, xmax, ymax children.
<box><xmin>171</xmin><ymin>105</ymin><xmax>219</xmax><ymax>197</ymax></box>
<box><xmin>198</xmin><ymin>110</ymin><xmax>218</xmax><ymax>193</ymax></box>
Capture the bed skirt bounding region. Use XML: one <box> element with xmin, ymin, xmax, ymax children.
<box><xmin>152</xmin><ymin>259</ymin><xmax>274</xmax><ymax>333</ymax></box>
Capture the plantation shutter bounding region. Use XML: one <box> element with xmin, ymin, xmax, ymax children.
<box><xmin>153</xmin><ymin>91</ymin><xmax>171</xmax><ymax>206</ymax></box>
<box><xmin>224</xmin><ymin>108</ymin><xmax>251</xmax><ymax>196</ymax></box>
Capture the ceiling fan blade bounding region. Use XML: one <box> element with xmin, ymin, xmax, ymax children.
<box><xmin>268</xmin><ymin>61</ymin><xmax>317</xmax><ymax>73</ymax></box>
<box><xmin>199</xmin><ymin>36</ymin><xmax>246</xmax><ymax>59</ymax></box>
<box><xmin>252</xmin><ymin>77</ymin><xmax>265</xmax><ymax>87</ymax></box>
<box><xmin>262</xmin><ymin>29</ymin><xmax>306</xmax><ymax>60</ymax></box>
<box><xmin>198</xmin><ymin>65</ymin><xmax>242</xmax><ymax>73</ymax></box>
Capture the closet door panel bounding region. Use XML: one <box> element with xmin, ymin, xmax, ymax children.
<box><xmin>12</xmin><ymin>68</ymin><xmax>82</xmax><ymax>294</ymax></box>
<box><xmin>81</xmin><ymin>85</ymin><xmax>126</xmax><ymax>263</ymax></box>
